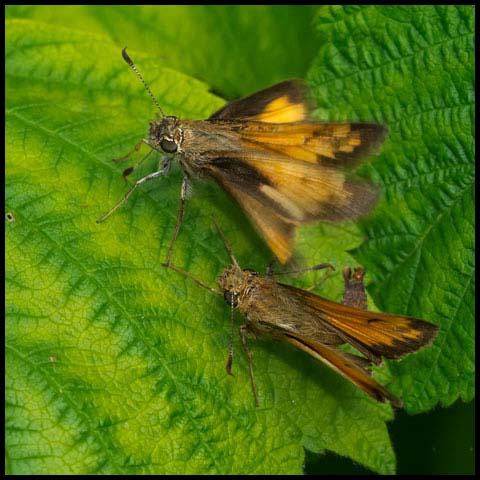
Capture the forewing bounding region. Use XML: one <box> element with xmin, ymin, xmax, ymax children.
<box><xmin>239</xmin><ymin>121</ymin><xmax>388</xmax><ymax>168</ymax></box>
<box><xmin>201</xmin><ymin>84</ymin><xmax>386</xmax><ymax>263</ymax></box>
<box><xmin>243</xmin><ymin>278</ymin><xmax>401</xmax><ymax>405</ymax></box>
<box><xmin>209</xmin><ymin>79</ymin><xmax>312</xmax><ymax>123</ymax></box>
<box><xmin>276</xmin><ymin>283</ymin><xmax>439</xmax><ymax>362</ymax></box>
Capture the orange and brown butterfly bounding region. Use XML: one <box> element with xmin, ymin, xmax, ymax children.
<box><xmin>164</xmin><ymin>224</ymin><xmax>439</xmax><ymax>408</ymax></box>
<box><xmin>97</xmin><ymin>48</ymin><xmax>388</xmax><ymax>265</ymax></box>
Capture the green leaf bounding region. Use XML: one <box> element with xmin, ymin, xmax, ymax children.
<box><xmin>308</xmin><ymin>5</ymin><xmax>474</xmax><ymax>413</ymax></box>
<box><xmin>6</xmin><ymin>16</ymin><xmax>398</xmax><ymax>475</ymax></box>
<box><xmin>7</xmin><ymin>5</ymin><xmax>473</xmax><ymax>475</ymax></box>
<box><xmin>5</xmin><ymin>5</ymin><xmax>319</xmax><ymax>99</ymax></box>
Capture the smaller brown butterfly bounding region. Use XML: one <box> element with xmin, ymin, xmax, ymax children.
<box><xmin>164</xmin><ymin>221</ymin><xmax>439</xmax><ymax>407</ymax></box>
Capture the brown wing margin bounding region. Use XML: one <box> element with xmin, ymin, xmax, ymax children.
<box><xmin>282</xmin><ymin>333</ymin><xmax>403</xmax><ymax>407</ymax></box>
<box><xmin>209</xmin><ymin>79</ymin><xmax>313</xmax><ymax>123</ymax></box>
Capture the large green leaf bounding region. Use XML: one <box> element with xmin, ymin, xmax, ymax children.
<box><xmin>308</xmin><ymin>5</ymin><xmax>474</xmax><ymax>413</ymax></box>
<box><xmin>5</xmin><ymin>17</ymin><xmax>396</xmax><ymax>475</ymax></box>
<box><xmin>5</xmin><ymin>5</ymin><xmax>319</xmax><ymax>99</ymax></box>
<box><xmin>5</xmin><ymin>5</ymin><xmax>473</xmax><ymax>475</ymax></box>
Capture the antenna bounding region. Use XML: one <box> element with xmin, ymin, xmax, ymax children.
<box><xmin>121</xmin><ymin>47</ymin><xmax>165</xmax><ymax>117</ymax></box>
<box><xmin>225</xmin><ymin>297</ymin><xmax>235</xmax><ymax>376</ymax></box>
<box><xmin>212</xmin><ymin>217</ymin><xmax>240</xmax><ymax>268</ymax></box>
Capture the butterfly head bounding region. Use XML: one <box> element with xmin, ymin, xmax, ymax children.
<box><xmin>218</xmin><ymin>265</ymin><xmax>258</xmax><ymax>308</ymax></box>
<box><xmin>149</xmin><ymin>116</ymin><xmax>183</xmax><ymax>154</ymax></box>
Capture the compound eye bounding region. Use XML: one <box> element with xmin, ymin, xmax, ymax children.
<box><xmin>160</xmin><ymin>138</ymin><xmax>178</xmax><ymax>153</ymax></box>
<box><xmin>224</xmin><ymin>291</ymin><xmax>238</xmax><ymax>308</ymax></box>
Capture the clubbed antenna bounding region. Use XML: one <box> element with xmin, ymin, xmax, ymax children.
<box><xmin>121</xmin><ymin>47</ymin><xmax>165</xmax><ymax>117</ymax></box>
<box><xmin>225</xmin><ymin>296</ymin><xmax>235</xmax><ymax>376</ymax></box>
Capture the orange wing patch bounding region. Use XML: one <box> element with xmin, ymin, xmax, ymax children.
<box><xmin>257</xmin><ymin>96</ymin><xmax>307</xmax><ymax>123</ymax></box>
<box><xmin>217</xmin><ymin>180</ymin><xmax>296</xmax><ymax>264</ymax></box>
<box><xmin>240</xmin><ymin>122</ymin><xmax>387</xmax><ymax>166</ymax></box>
<box><xmin>244</xmin><ymin>157</ymin><xmax>348</xmax><ymax>221</ymax></box>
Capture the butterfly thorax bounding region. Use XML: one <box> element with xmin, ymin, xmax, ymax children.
<box><xmin>218</xmin><ymin>266</ymin><xmax>283</xmax><ymax>336</ymax></box>
<box><xmin>188</xmin><ymin>118</ymin><xmax>250</xmax><ymax>147</ymax></box>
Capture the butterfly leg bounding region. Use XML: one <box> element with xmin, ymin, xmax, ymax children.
<box><xmin>267</xmin><ymin>262</ymin><xmax>335</xmax><ymax>291</ymax></box>
<box><xmin>96</xmin><ymin>160</ymin><xmax>171</xmax><ymax>223</ymax></box>
<box><xmin>121</xmin><ymin>150</ymin><xmax>152</xmax><ymax>180</ymax></box>
<box><xmin>112</xmin><ymin>138</ymin><xmax>146</xmax><ymax>164</ymax></box>
<box><xmin>239</xmin><ymin>324</ymin><xmax>259</xmax><ymax>407</ymax></box>
<box><xmin>164</xmin><ymin>174</ymin><xmax>189</xmax><ymax>266</ymax></box>
<box><xmin>265</xmin><ymin>260</ymin><xmax>276</xmax><ymax>277</ymax></box>
<box><xmin>122</xmin><ymin>152</ymin><xmax>172</xmax><ymax>182</ymax></box>
<box><xmin>304</xmin><ymin>264</ymin><xmax>336</xmax><ymax>291</ymax></box>
<box><xmin>270</xmin><ymin>262</ymin><xmax>334</xmax><ymax>277</ymax></box>
<box><xmin>162</xmin><ymin>263</ymin><xmax>222</xmax><ymax>295</ymax></box>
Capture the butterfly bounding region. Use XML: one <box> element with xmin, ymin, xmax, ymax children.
<box><xmin>98</xmin><ymin>48</ymin><xmax>388</xmax><ymax>264</ymax></box>
<box><xmin>164</xmin><ymin>222</ymin><xmax>439</xmax><ymax>407</ymax></box>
